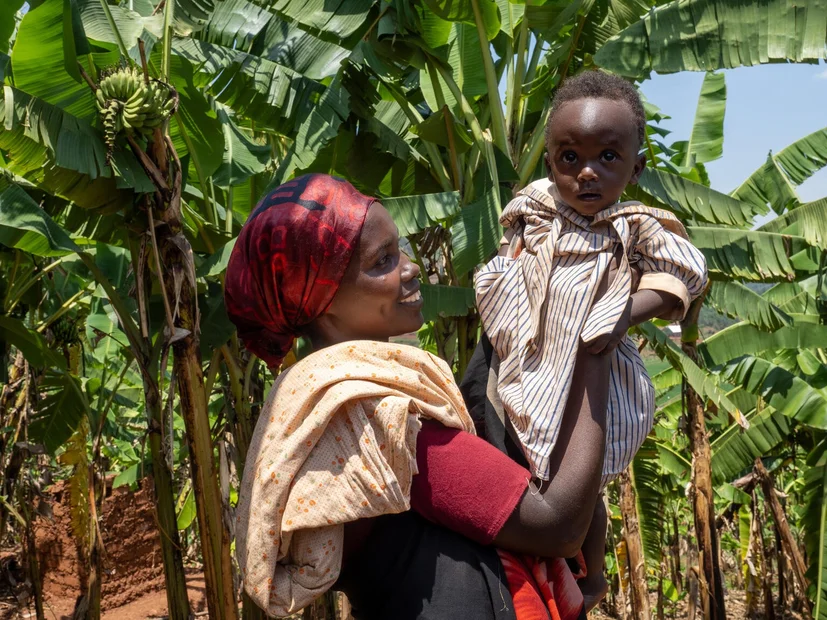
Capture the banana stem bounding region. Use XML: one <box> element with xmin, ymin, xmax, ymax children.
<box><xmin>470</xmin><ymin>0</ymin><xmax>510</xmax><ymax>159</ymax></box>
<box><xmin>507</xmin><ymin>19</ymin><xmax>529</xmax><ymax>160</ymax></box>
<box><xmin>162</xmin><ymin>0</ymin><xmax>174</xmax><ymax>79</ymax></box>
<box><xmin>517</xmin><ymin>105</ymin><xmax>550</xmax><ymax>189</ymax></box>
<box><xmin>98</xmin><ymin>0</ymin><xmax>130</xmax><ymax>58</ymax></box>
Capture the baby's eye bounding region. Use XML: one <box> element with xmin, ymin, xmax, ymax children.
<box><xmin>601</xmin><ymin>151</ymin><xmax>618</xmax><ymax>162</ymax></box>
<box><xmin>376</xmin><ymin>254</ymin><xmax>390</xmax><ymax>268</ymax></box>
<box><xmin>561</xmin><ymin>151</ymin><xmax>577</xmax><ymax>164</ymax></box>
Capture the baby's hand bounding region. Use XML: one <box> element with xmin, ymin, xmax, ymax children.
<box><xmin>585</xmin><ymin>299</ymin><xmax>631</xmax><ymax>356</ymax></box>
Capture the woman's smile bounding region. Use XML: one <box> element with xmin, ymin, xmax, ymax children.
<box><xmin>399</xmin><ymin>287</ymin><xmax>423</xmax><ymax>307</ymax></box>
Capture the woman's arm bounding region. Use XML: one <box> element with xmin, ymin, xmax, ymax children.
<box><xmin>493</xmin><ymin>344</ymin><xmax>610</xmax><ymax>558</ymax></box>
<box><xmin>411</xmin><ymin>343</ymin><xmax>609</xmax><ymax>558</ymax></box>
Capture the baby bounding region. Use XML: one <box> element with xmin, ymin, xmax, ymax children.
<box><xmin>475</xmin><ymin>71</ymin><xmax>708</xmax><ymax>607</ymax></box>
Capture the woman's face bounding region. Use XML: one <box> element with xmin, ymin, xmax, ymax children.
<box><xmin>318</xmin><ymin>203</ymin><xmax>423</xmax><ymax>343</ymax></box>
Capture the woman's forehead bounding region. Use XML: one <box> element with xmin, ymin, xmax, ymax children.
<box><xmin>361</xmin><ymin>203</ymin><xmax>396</xmax><ymax>239</ymax></box>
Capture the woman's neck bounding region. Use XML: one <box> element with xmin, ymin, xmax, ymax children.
<box><xmin>310</xmin><ymin>332</ymin><xmax>390</xmax><ymax>352</ymax></box>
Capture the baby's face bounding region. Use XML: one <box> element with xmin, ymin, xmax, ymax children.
<box><xmin>544</xmin><ymin>98</ymin><xmax>645</xmax><ymax>216</ymax></box>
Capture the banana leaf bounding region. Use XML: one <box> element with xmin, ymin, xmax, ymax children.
<box><xmin>732</xmin><ymin>127</ymin><xmax>827</xmax><ymax>214</ymax></box>
<box><xmin>75</xmin><ymin>0</ymin><xmax>151</xmax><ymax>53</ymax></box>
<box><xmin>451</xmin><ymin>186</ymin><xmax>501</xmax><ymax>277</ymax></box>
<box><xmin>705</xmin><ymin>280</ymin><xmax>792</xmax><ymax>332</ymax></box>
<box><xmin>804</xmin><ymin>437</ymin><xmax>827</xmax><ymax>618</ymax></box>
<box><xmin>595</xmin><ymin>0</ymin><xmax>827</xmax><ymax>78</ymax></box>
<box><xmin>12</xmin><ymin>0</ymin><xmax>96</xmax><ymax>122</ymax></box>
<box><xmin>711</xmin><ymin>405</ymin><xmax>793</xmax><ymax>485</ymax></box>
<box><xmin>638</xmin><ymin>320</ymin><xmax>745</xmax><ymax>425</ymax></box>
<box><xmin>0</xmin><ymin>180</ymin><xmax>80</xmax><ymax>257</ymax></box>
<box><xmin>0</xmin><ymin>316</ymin><xmax>66</xmax><ymax>370</ymax></box>
<box><xmin>421</xmin><ymin>283</ymin><xmax>476</xmax><ymax>321</ymax></box>
<box><xmin>211</xmin><ymin>104</ymin><xmax>270</xmax><ymax>187</ymax></box>
<box><xmin>173</xmin><ymin>38</ymin><xmax>325</xmax><ymax>135</ymax></box>
<box><xmin>700</xmin><ymin>322</ymin><xmax>827</xmax><ymax>368</ymax></box>
<box><xmin>251</xmin><ymin>9</ymin><xmax>352</xmax><ymax>79</ymax></box>
<box><xmin>721</xmin><ymin>355</ymin><xmax>827</xmax><ymax>430</ymax></box>
<box><xmin>0</xmin><ymin>0</ymin><xmax>24</xmax><ymax>56</ymax></box>
<box><xmin>270</xmin><ymin>0</ymin><xmax>374</xmax><ymax>41</ymax></box>
<box><xmin>421</xmin><ymin>22</ymin><xmax>488</xmax><ymax>114</ymax></box>
<box><xmin>174</xmin><ymin>0</ymin><xmax>225</xmax><ymax>35</ymax></box>
<box><xmin>687</xmin><ymin>226</ymin><xmax>812</xmax><ymax>282</ymax></box>
<box><xmin>29</xmin><ymin>369</ymin><xmax>90</xmax><ymax>454</ymax></box>
<box><xmin>630</xmin><ymin>168</ymin><xmax>766</xmax><ymax>227</ymax></box>
<box><xmin>632</xmin><ymin>439</ymin><xmax>666</xmax><ymax>568</ymax></box>
<box><xmin>683</xmin><ymin>71</ymin><xmax>725</xmax><ymax>166</ymax></box>
<box><xmin>197</xmin><ymin>0</ymin><xmax>272</xmax><ymax>47</ymax></box>
<box><xmin>495</xmin><ymin>0</ymin><xmax>525</xmax><ymax>38</ymax></box>
<box><xmin>0</xmin><ymin>87</ymin><xmax>136</xmax><ymax>211</ymax></box>
<box><xmin>164</xmin><ymin>53</ymin><xmax>225</xmax><ymax>180</ymax></box>
<box><xmin>273</xmin><ymin>71</ymin><xmax>350</xmax><ymax>186</ymax></box>
<box><xmin>763</xmin><ymin>281</ymin><xmax>818</xmax><ymax>314</ymax></box>
<box><xmin>420</xmin><ymin>0</ymin><xmax>500</xmax><ymax>41</ymax></box>
<box><xmin>384</xmin><ymin>191</ymin><xmax>461</xmax><ymax>237</ymax></box>
<box><xmin>758</xmin><ymin>197</ymin><xmax>827</xmax><ymax>252</ymax></box>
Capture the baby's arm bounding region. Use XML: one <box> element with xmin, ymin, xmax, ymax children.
<box><xmin>586</xmin><ymin>218</ymin><xmax>707</xmax><ymax>355</ymax></box>
<box><xmin>628</xmin><ymin>288</ymin><xmax>681</xmax><ymax>325</ymax></box>
<box><xmin>579</xmin><ymin>498</ymin><xmax>609</xmax><ymax>612</ymax></box>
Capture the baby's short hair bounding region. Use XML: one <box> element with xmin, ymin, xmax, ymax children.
<box><xmin>546</xmin><ymin>71</ymin><xmax>646</xmax><ymax>148</ymax></box>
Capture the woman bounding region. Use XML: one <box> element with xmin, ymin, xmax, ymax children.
<box><xmin>225</xmin><ymin>174</ymin><xmax>610</xmax><ymax>619</ymax></box>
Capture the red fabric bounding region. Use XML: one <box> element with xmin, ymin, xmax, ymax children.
<box><xmin>411</xmin><ymin>420</ymin><xmax>530</xmax><ymax>545</ymax></box>
<box><xmin>411</xmin><ymin>421</ymin><xmax>586</xmax><ymax>620</ymax></box>
<box><xmin>497</xmin><ymin>551</ymin><xmax>585</xmax><ymax>620</ymax></box>
<box><xmin>224</xmin><ymin>174</ymin><xmax>373</xmax><ymax>369</ymax></box>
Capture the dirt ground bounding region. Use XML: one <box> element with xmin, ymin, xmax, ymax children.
<box><xmin>1</xmin><ymin>478</ymin><xmax>207</xmax><ymax>619</ymax></box>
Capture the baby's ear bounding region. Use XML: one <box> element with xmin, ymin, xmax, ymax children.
<box><xmin>629</xmin><ymin>153</ymin><xmax>646</xmax><ymax>185</ymax></box>
<box><xmin>544</xmin><ymin>152</ymin><xmax>553</xmax><ymax>179</ymax></box>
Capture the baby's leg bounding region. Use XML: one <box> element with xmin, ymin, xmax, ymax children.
<box><xmin>579</xmin><ymin>496</ymin><xmax>609</xmax><ymax>612</ymax></box>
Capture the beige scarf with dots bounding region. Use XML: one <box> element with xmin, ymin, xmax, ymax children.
<box><xmin>235</xmin><ymin>340</ymin><xmax>475</xmax><ymax>616</ymax></box>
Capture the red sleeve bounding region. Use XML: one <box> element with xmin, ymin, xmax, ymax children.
<box><xmin>410</xmin><ymin>420</ymin><xmax>530</xmax><ymax>545</ymax></box>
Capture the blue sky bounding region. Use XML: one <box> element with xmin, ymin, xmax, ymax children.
<box><xmin>639</xmin><ymin>62</ymin><xmax>827</xmax><ymax>208</ymax></box>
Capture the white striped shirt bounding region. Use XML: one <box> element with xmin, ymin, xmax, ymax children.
<box><xmin>476</xmin><ymin>179</ymin><xmax>708</xmax><ymax>483</ymax></box>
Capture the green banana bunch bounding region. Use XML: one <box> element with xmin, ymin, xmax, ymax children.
<box><xmin>95</xmin><ymin>65</ymin><xmax>176</xmax><ymax>161</ymax></box>
<box><xmin>97</xmin><ymin>66</ymin><xmax>143</xmax><ymax>105</ymax></box>
<box><xmin>51</xmin><ymin>316</ymin><xmax>80</xmax><ymax>346</ymax></box>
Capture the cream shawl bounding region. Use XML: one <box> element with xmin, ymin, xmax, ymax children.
<box><xmin>235</xmin><ymin>340</ymin><xmax>475</xmax><ymax>616</ymax></box>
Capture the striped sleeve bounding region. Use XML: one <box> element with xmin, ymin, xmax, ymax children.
<box><xmin>633</xmin><ymin>217</ymin><xmax>708</xmax><ymax>321</ymax></box>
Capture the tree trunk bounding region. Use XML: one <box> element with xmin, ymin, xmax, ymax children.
<box><xmin>745</xmin><ymin>502</ymin><xmax>759</xmax><ymax>617</ymax></box>
<box><xmin>776</xmin><ymin>525</ymin><xmax>787</xmax><ymax>608</ymax></box>
<box><xmin>143</xmin><ymin>375</ymin><xmax>192</xmax><ymax>620</ymax></box>
<box><xmin>21</xmin><ymin>483</ymin><xmax>45</xmax><ymax>620</ymax></box>
<box><xmin>619</xmin><ymin>470</ymin><xmax>651</xmax><ymax>620</ymax></box>
<box><xmin>162</xmin><ymin>249</ymin><xmax>239</xmax><ymax>620</ymax></box>
<box><xmin>754</xmin><ymin>458</ymin><xmax>810</xmax><ymax>611</ymax></box>
<box><xmin>671</xmin><ymin>513</ymin><xmax>682</xmax><ymax>595</ymax></box>
<box><xmin>616</xmin><ymin>537</ymin><xmax>633</xmax><ymax>620</ymax></box>
<box><xmin>756</xmin><ymin>500</ymin><xmax>776</xmax><ymax>620</ymax></box>
<box><xmin>153</xmin><ymin>131</ymin><xmax>238</xmax><ymax>619</ymax></box>
<box><xmin>656</xmin><ymin>558</ymin><xmax>666</xmax><ymax>620</ymax></box>
<box><xmin>681</xmin><ymin>295</ymin><xmax>726</xmax><ymax>620</ymax></box>
<box><xmin>745</xmin><ymin>493</ymin><xmax>774</xmax><ymax>620</ymax></box>
<box><xmin>687</xmin><ymin>533</ymin><xmax>699</xmax><ymax>620</ymax></box>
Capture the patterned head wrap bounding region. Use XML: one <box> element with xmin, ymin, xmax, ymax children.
<box><xmin>224</xmin><ymin>174</ymin><xmax>374</xmax><ymax>368</ymax></box>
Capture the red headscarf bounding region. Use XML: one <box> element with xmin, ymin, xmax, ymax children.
<box><xmin>224</xmin><ymin>174</ymin><xmax>374</xmax><ymax>369</ymax></box>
